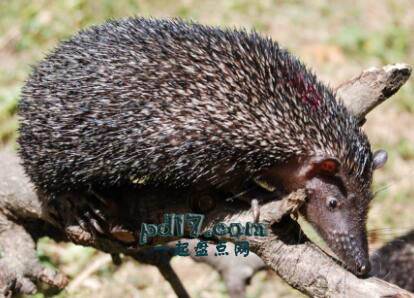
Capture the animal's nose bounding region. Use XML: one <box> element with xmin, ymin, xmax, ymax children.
<box><xmin>355</xmin><ymin>260</ymin><xmax>371</xmax><ymax>276</ymax></box>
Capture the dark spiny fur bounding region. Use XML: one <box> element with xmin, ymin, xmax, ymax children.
<box><xmin>371</xmin><ymin>231</ymin><xmax>414</xmax><ymax>291</ymax></box>
<box><xmin>18</xmin><ymin>17</ymin><xmax>372</xmax><ymax>195</ymax></box>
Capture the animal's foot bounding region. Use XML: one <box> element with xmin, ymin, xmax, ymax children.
<box><xmin>53</xmin><ymin>189</ymin><xmax>140</xmax><ymax>244</ymax></box>
<box><xmin>109</xmin><ymin>224</ymin><xmax>137</xmax><ymax>243</ymax></box>
<box><xmin>74</xmin><ymin>193</ymin><xmax>110</xmax><ymax>238</ymax></box>
<box><xmin>65</xmin><ymin>225</ymin><xmax>94</xmax><ymax>244</ymax></box>
<box><xmin>52</xmin><ymin>190</ymin><xmax>112</xmax><ymax>242</ymax></box>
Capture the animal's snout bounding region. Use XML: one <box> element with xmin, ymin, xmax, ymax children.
<box><xmin>326</xmin><ymin>230</ymin><xmax>371</xmax><ymax>277</ymax></box>
<box><xmin>355</xmin><ymin>259</ymin><xmax>371</xmax><ymax>276</ymax></box>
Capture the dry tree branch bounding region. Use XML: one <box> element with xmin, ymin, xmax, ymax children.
<box><xmin>0</xmin><ymin>63</ymin><xmax>412</xmax><ymax>297</ymax></box>
<box><xmin>335</xmin><ymin>63</ymin><xmax>412</xmax><ymax>123</ymax></box>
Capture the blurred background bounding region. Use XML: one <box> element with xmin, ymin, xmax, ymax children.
<box><xmin>0</xmin><ymin>0</ymin><xmax>413</xmax><ymax>297</ymax></box>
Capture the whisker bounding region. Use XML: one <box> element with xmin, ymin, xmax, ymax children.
<box><xmin>224</xmin><ymin>187</ymin><xmax>254</xmax><ymax>202</ymax></box>
<box><xmin>368</xmin><ymin>227</ymin><xmax>413</xmax><ymax>233</ymax></box>
<box><xmin>373</xmin><ymin>183</ymin><xmax>393</xmax><ymax>197</ymax></box>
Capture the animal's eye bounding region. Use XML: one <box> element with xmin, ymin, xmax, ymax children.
<box><xmin>327</xmin><ymin>197</ymin><xmax>338</xmax><ymax>210</ymax></box>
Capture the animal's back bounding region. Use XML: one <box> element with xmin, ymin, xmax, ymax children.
<box><xmin>18</xmin><ymin>18</ymin><xmax>368</xmax><ymax>194</ymax></box>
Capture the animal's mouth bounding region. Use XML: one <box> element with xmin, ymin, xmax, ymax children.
<box><xmin>353</xmin><ymin>258</ymin><xmax>371</xmax><ymax>276</ymax></box>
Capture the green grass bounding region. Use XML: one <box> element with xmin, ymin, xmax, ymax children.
<box><xmin>396</xmin><ymin>138</ymin><xmax>414</xmax><ymax>160</ymax></box>
<box><xmin>334</xmin><ymin>24</ymin><xmax>411</xmax><ymax>63</ymax></box>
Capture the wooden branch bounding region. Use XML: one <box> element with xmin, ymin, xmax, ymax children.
<box><xmin>132</xmin><ymin>248</ymin><xmax>191</xmax><ymax>298</ymax></box>
<box><xmin>0</xmin><ymin>213</ymin><xmax>68</xmax><ymax>297</ymax></box>
<box><xmin>0</xmin><ymin>63</ymin><xmax>412</xmax><ymax>297</ymax></box>
<box><xmin>335</xmin><ymin>63</ymin><xmax>412</xmax><ymax>123</ymax></box>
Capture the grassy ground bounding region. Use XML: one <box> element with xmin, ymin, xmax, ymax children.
<box><xmin>0</xmin><ymin>0</ymin><xmax>413</xmax><ymax>297</ymax></box>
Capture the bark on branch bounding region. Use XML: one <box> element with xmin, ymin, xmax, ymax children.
<box><xmin>0</xmin><ymin>63</ymin><xmax>412</xmax><ymax>297</ymax></box>
<box><xmin>335</xmin><ymin>63</ymin><xmax>412</xmax><ymax>123</ymax></box>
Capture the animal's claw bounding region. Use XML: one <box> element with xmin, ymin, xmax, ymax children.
<box><xmin>65</xmin><ymin>225</ymin><xmax>93</xmax><ymax>244</ymax></box>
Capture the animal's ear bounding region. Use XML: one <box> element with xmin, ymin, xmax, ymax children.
<box><xmin>306</xmin><ymin>157</ymin><xmax>341</xmax><ymax>177</ymax></box>
<box><xmin>373</xmin><ymin>149</ymin><xmax>387</xmax><ymax>170</ymax></box>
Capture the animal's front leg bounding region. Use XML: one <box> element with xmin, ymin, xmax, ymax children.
<box><xmin>46</xmin><ymin>190</ymin><xmax>113</xmax><ymax>244</ymax></box>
